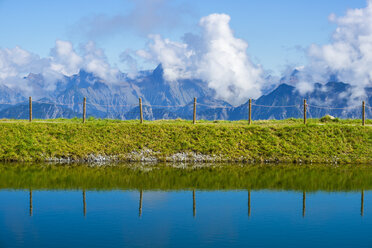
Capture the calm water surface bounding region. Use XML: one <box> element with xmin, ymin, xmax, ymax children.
<box><xmin>0</xmin><ymin>163</ymin><xmax>371</xmax><ymax>247</ymax></box>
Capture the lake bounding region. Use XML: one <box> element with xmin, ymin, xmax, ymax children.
<box><xmin>0</xmin><ymin>163</ymin><xmax>371</xmax><ymax>248</ymax></box>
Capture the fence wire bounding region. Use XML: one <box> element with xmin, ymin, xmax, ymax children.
<box><xmin>0</xmin><ymin>98</ymin><xmax>370</xmax><ymax>122</ymax></box>
<box><xmin>251</xmin><ymin>104</ymin><xmax>298</xmax><ymax>108</ymax></box>
<box><xmin>307</xmin><ymin>104</ymin><xmax>359</xmax><ymax>110</ymax></box>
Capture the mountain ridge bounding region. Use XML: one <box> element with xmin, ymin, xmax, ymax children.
<box><xmin>0</xmin><ymin>65</ymin><xmax>370</xmax><ymax>120</ymax></box>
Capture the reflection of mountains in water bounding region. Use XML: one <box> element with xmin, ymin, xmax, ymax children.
<box><xmin>1</xmin><ymin>163</ymin><xmax>371</xmax><ymax>191</ymax></box>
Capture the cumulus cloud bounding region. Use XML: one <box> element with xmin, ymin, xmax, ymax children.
<box><xmin>0</xmin><ymin>46</ymin><xmax>51</xmax><ymax>96</ymax></box>
<box><xmin>82</xmin><ymin>41</ymin><xmax>119</xmax><ymax>82</ymax></box>
<box><xmin>0</xmin><ymin>40</ymin><xmax>119</xmax><ymax>95</ymax></box>
<box><xmin>78</xmin><ymin>0</ymin><xmax>192</xmax><ymax>37</ymax></box>
<box><xmin>50</xmin><ymin>40</ymin><xmax>83</xmax><ymax>76</ymax></box>
<box><xmin>296</xmin><ymin>0</ymin><xmax>372</xmax><ymax>100</ymax></box>
<box><xmin>138</xmin><ymin>34</ymin><xmax>192</xmax><ymax>81</ymax></box>
<box><xmin>0</xmin><ymin>46</ymin><xmax>48</xmax><ymax>81</ymax></box>
<box><xmin>137</xmin><ymin>13</ymin><xmax>265</xmax><ymax>105</ymax></box>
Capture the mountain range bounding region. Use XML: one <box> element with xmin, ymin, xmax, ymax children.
<box><xmin>0</xmin><ymin>65</ymin><xmax>371</xmax><ymax>120</ymax></box>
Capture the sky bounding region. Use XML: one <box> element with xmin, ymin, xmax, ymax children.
<box><xmin>0</xmin><ymin>0</ymin><xmax>371</xmax><ymax>104</ymax></box>
<box><xmin>0</xmin><ymin>0</ymin><xmax>367</xmax><ymax>74</ymax></box>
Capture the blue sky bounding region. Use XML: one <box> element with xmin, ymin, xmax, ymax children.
<box><xmin>0</xmin><ymin>0</ymin><xmax>368</xmax><ymax>75</ymax></box>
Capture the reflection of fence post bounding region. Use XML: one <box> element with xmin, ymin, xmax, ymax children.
<box><xmin>248</xmin><ymin>99</ymin><xmax>252</xmax><ymax>125</ymax></box>
<box><xmin>303</xmin><ymin>99</ymin><xmax>307</xmax><ymax>124</ymax></box>
<box><xmin>361</xmin><ymin>190</ymin><xmax>364</xmax><ymax>217</ymax></box>
<box><xmin>139</xmin><ymin>190</ymin><xmax>143</xmax><ymax>217</ymax></box>
<box><xmin>29</xmin><ymin>189</ymin><xmax>33</xmax><ymax>216</ymax></box>
<box><xmin>139</xmin><ymin>98</ymin><xmax>143</xmax><ymax>124</ymax></box>
<box><xmin>302</xmin><ymin>191</ymin><xmax>306</xmax><ymax>218</ymax></box>
<box><xmin>193</xmin><ymin>190</ymin><xmax>196</xmax><ymax>218</ymax></box>
<box><xmin>29</xmin><ymin>97</ymin><xmax>32</xmax><ymax>122</ymax></box>
<box><xmin>83</xmin><ymin>97</ymin><xmax>86</xmax><ymax>123</ymax></box>
<box><xmin>362</xmin><ymin>101</ymin><xmax>365</xmax><ymax>126</ymax></box>
<box><xmin>193</xmin><ymin>98</ymin><xmax>197</xmax><ymax>124</ymax></box>
<box><xmin>248</xmin><ymin>190</ymin><xmax>251</xmax><ymax>217</ymax></box>
<box><xmin>83</xmin><ymin>190</ymin><xmax>86</xmax><ymax>217</ymax></box>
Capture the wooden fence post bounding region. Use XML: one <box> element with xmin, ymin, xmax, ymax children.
<box><xmin>362</xmin><ymin>101</ymin><xmax>365</xmax><ymax>126</ymax></box>
<box><xmin>83</xmin><ymin>97</ymin><xmax>86</xmax><ymax>123</ymax></box>
<box><xmin>139</xmin><ymin>98</ymin><xmax>143</xmax><ymax>124</ymax></box>
<box><xmin>248</xmin><ymin>99</ymin><xmax>252</xmax><ymax>125</ymax></box>
<box><xmin>193</xmin><ymin>97</ymin><xmax>197</xmax><ymax>124</ymax></box>
<box><xmin>29</xmin><ymin>97</ymin><xmax>32</xmax><ymax>122</ymax></box>
<box><xmin>303</xmin><ymin>99</ymin><xmax>307</xmax><ymax>124</ymax></box>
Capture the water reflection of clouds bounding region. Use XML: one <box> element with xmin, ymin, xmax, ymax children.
<box><xmin>129</xmin><ymin>191</ymin><xmax>169</xmax><ymax>205</ymax></box>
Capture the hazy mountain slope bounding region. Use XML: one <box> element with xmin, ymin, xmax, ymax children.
<box><xmin>0</xmin><ymin>66</ymin><xmax>370</xmax><ymax>120</ymax></box>
<box><xmin>0</xmin><ymin>84</ymin><xmax>26</xmax><ymax>111</ymax></box>
<box><xmin>0</xmin><ymin>102</ymin><xmax>79</xmax><ymax>119</ymax></box>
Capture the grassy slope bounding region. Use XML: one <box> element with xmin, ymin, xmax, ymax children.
<box><xmin>0</xmin><ymin>118</ymin><xmax>371</xmax><ymax>163</ymax></box>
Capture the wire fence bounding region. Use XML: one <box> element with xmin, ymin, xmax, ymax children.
<box><xmin>0</xmin><ymin>96</ymin><xmax>370</xmax><ymax>126</ymax></box>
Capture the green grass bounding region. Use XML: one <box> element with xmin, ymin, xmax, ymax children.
<box><xmin>0</xmin><ymin>118</ymin><xmax>371</xmax><ymax>163</ymax></box>
<box><xmin>0</xmin><ymin>163</ymin><xmax>371</xmax><ymax>191</ymax></box>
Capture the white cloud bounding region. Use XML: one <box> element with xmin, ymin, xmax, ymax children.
<box><xmin>146</xmin><ymin>34</ymin><xmax>192</xmax><ymax>81</ymax></box>
<box><xmin>0</xmin><ymin>40</ymin><xmax>120</xmax><ymax>94</ymax></box>
<box><xmin>138</xmin><ymin>13</ymin><xmax>265</xmax><ymax>105</ymax></box>
<box><xmin>82</xmin><ymin>41</ymin><xmax>119</xmax><ymax>83</ymax></box>
<box><xmin>0</xmin><ymin>46</ymin><xmax>47</xmax><ymax>81</ymax></box>
<box><xmin>78</xmin><ymin>0</ymin><xmax>192</xmax><ymax>37</ymax></box>
<box><xmin>50</xmin><ymin>40</ymin><xmax>83</xmax><ymax>76</ymax></box>
<box><xmin>297</xmin><ymin>0</ymin><xmax>372</xmax><ymax>100</ymax></box>
<box><xmin>197</xmin><ymin>14</ymin><xmax>264</xmax><ymax>104</ymax></box>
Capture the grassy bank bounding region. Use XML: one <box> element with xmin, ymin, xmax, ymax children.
<box><xmin>1</xmin><ymin>163</ymin><xmax>371</xmax><ymax>191</ymax></box>
<box><xmin>0</xmin><ymin>118</ymin><xmax>371</xmax><ymax>163</ymax></box>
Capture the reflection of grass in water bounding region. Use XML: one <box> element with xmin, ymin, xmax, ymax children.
<box><xmin>0</xmin><ymin>163</ymin><xmax>371</xmax><ymax>191</ymax></box>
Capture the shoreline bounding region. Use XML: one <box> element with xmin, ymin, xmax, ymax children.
<box><xmin>43</xmin><ymin>150</ymin><xmax>369</xmax><ymax>164</ymax></box>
